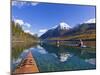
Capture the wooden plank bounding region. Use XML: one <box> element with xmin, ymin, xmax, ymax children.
<box><xmin>14</xmin><ymin>51</ymin><xmax>39</xmax><ymax>74</ymax></box>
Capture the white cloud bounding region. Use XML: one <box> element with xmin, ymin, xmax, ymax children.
<box><xmin>14</xmin><ymin>19</ymin><xmax>31</xmax><ymax>28</ymax></box>
<box><xmin>39</xmin><ymin>29</ymin><xmax>47</xmax><ymax>33</ymax></box>
<box><xmin>24</xmin><ymin>23</ymin><xmax>31</xmax><ymax>28</ymax></box>
<box><xmin>24</xmin><ymin>30</ymin><xmax>30</xmax><ymax>33</ymax></box>
<box><xmin>84</xmin><ymin>18</ymin><xmax>96</xmax><ymax>24</ymax></box>
<box><xmin>38</xmin><ymin>29</ymin><xmax>48</xmax><ymax>36</ymax></box>
<box><xmin>31</xmin><ymin>2</ymin><xmax>39</xmax><ymax>6</ymax></box>
<box><xmin>24</xmin><ymin>30</ymin><xmax>34</xmax><ymax>35</ymax></box>
<box><xmin>12</xmin><ymin>1</ymin><xmax>39</xmax><ymax>7</ymax></box>
<box><xmin>14</xmin><ymin>19</ymin><xmax>24</xmax><ymax>26</ymax></box>
<box><xmin>12</xmin><ymin>1</ymin><xmax>26</xmax><ymax>8</ymax></box>
<box><xmin>12</xmin><ymin>1</ymin><xmax>18</xmax><ymax>6</ymax></box>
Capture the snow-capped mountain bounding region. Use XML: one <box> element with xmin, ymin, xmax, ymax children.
<box><xmin>40</xmin><ymin>20</ymin><xmax>96</xmax><ymax>40</ymax></box>
<box><xmin>58</xmin><ymin>22</ymin><xmax>71</xmax><ymax>30</ymax></box>
<box><xmin>53</xmin><ymin>22</ymin><xmax>72</xmax><ymax>30</ymax></box>
<box><xmin>40</xmin><ymin>22</ymin><xmax>72</xmax><ymax>39</ymax></box>
<box><xmin>84</xmin><ymin>18</ymin><xmax>95</xmax><ymax>24</ymax></box>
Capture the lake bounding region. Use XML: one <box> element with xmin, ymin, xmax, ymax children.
<box><xmin>11</xmin><ymin>42</ymin><xmax>96</xmax><ymax>73</ymax></box>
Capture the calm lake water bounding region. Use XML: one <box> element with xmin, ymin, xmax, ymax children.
<box><xmin>11</xmin><ymin>43</ymin><xmax>96</xmax><ymax>73</ymax></box>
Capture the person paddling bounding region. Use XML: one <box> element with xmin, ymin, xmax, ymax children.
<box><xmin>78</xmin><ymin>39</ymin><xmax>86</xmax><ymax>48</ymax></box>
<box><xmin>57</xmin><ymin>40</ymin><xmax>60</xmax><ymax>47</ymax></box>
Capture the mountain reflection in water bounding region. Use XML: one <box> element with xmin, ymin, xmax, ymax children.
<box><xmin>12</xmin><ymin>43</ymin><xmax>96</xmax><ymax>73</ymax></box>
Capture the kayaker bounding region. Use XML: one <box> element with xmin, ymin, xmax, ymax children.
<box><xmin>78</xmin><ymin>39</ymin><xmax>86</xmax><ymax>48</ymax></box>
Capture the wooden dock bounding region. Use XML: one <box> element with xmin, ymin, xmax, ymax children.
<box><xmin>13</xmin><ymin>51</ymin><xmax>39</xmax><ymax>74</ymax></box>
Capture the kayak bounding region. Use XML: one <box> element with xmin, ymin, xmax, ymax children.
<box><xmin>65</xmin><ymin>44</ymin><xmax>87</xmax><ymax>48</ymax></box>
<box><xmin>13</xmin><ymin>51</ymin><xmax>39</xmax><ymax>74</ymax></box>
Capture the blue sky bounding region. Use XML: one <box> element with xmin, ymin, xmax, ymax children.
<box><xmin>12</xmin><ymin>1</ymin><xmax>96</xmax><ymax>36</ymax></box>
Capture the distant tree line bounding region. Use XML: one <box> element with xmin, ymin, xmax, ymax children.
<box><xmin>11</xmin><ymin>21</ymin><xmax>38</xmax><ymax>40</ymax></box>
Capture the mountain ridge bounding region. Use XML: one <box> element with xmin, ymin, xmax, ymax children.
<box><xmin>40</xmin><ymin>20</ymin><xmax>96</xmax><ymax>40</ymax></box>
